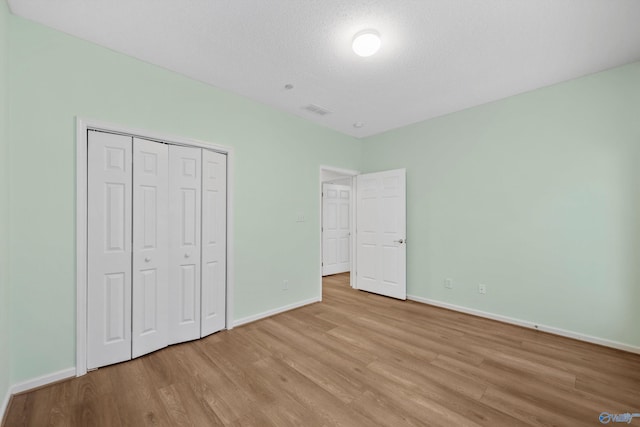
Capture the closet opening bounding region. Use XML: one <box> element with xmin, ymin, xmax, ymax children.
<box><xmin>76</xmin><ymin>118</ymin><xmax>234</xmax><ymax>376</ymax></box>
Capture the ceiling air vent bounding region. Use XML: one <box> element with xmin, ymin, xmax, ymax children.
<box><xmin>302</xmin><ymin>104</ymin><xmax>332</xmax><ymax>116</ymax></box>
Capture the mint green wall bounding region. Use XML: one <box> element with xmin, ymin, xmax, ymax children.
<box><xmin>7</xmin><ymin>15</ymin><xmax>361</xmax><ymax>383</ymax></box>
<box><xmin>362</xmin><ymin>62</ymin><xmax>640</xmax><ymax>347</ymax></box>
<box><xmin>0</xmin><ymin>0</ymin><xmax>11</xmax><ymax>406</ymax></box>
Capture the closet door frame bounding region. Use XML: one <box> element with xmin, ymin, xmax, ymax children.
<box><xmin>76</xmin><ymin>117</ymin><xmax>235</xmax><ymax>377</ymax></box>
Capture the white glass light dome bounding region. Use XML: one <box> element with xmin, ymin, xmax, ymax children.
<box><xmin>352</xmin><ymin>30</ymin><xmax>381</xmax><ymax>57</ymax></box>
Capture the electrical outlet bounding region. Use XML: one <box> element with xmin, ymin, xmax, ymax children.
<box><xmin>478</xmin><ymin>284</ymin><xmax>487</xmax><ymax>294</ymax></box>
<box><xmin>444</xmin><ymin>278</ymin><xmax>453</xmax><ymax>289</ymax></box>
<box><xmin>283</xmin><ymin>280</ymin><xmax>289</xmax><ymax>291</ymax></box>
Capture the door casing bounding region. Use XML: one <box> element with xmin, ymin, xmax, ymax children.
<box><xmin>319</xmin><ymin>166</ymin><xmax>407</xmax><ymax>301</ymax></box>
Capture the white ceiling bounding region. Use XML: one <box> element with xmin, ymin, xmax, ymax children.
<box><xmin>8</xmin><ymin>0</ymin><xmax>640</xmax><ymax>138</ymax></box>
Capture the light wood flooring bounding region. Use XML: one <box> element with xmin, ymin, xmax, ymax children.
<box><xmin>4</xmin><ymin>273</ymin><xmax>640</xmax><ymax>426</ymax></box>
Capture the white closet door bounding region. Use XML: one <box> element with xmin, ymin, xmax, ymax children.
<box><xmin>201</xmin><ymin>149</ymin><xmax>227</xmax><ymax>337</ymax></box>
<box><xmin>168</xmin><ymin>145</ymin><xmax>202</xmax><ymax>344</ymax></box>
<box><xmin>131</xmin><ymin>138</ymin><xmax>169</xmax><ymax>358</ymax></box>
<box><xmin>87</xmin><ymin>131</ymin><xmax>133</xmax><ymax>369</ymax></box>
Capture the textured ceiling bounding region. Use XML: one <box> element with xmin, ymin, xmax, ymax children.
<box><xmin>8</xmin><ymin>0</ymin><xmax>640</xmax><ymax>138</ymax></box>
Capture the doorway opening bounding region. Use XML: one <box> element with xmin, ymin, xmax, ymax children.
<box><xmin>319</xmin><ymin>166</ymin><xmax>358</xmax><ymax>299</ymax></box>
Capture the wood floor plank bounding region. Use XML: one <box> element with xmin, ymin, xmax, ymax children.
<box><xmin>433</xmin><ymin>354</ymin><xmax>604</xmax><ymax>424</ymax></box>
<box><xmin>73</xmin><ymin>393</ymin><xmax>122</xmax><ymax>427</ymax></box>
<box><xmin>273</xmin><ymin>312</ymin><xmax>378</xmax><ymax>366</ymax></box>
<box><xmin>251</xmin><ymin>356</ymin><xmax>374</xmax><ymax>427</ymax></box>
<box><xmin>2</xmin><ymin>394</ymin><xmax>29</xmax><ymax>427</ymax></box>
<box><xmin>4</xmin><ymin>272</ymin><xmax>640</xmax><ymax>427</ymax></box>
<box><xmin>348</xmin><ymin>389</ymin><xmax>430</xmax><ymax>427</ymax></box>
<box><xmin>480</xmin><ymin>386</ymin><xmax>582</xmax><ymax>426</ymax></box>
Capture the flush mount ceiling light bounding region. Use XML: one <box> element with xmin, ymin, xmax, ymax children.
<box><xmin>352</xmin><ymin>30</ymin><xmax>381</xmax><ymax>57</ymax></box>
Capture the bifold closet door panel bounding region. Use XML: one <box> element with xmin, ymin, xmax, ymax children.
<box><xmin>201</xmin><ymin>149</ymin><xmax>227</xmax><ymax>337</ymax></box>
<box><xmin>131</xmin><ymin>138</ymin><xmax>170</xmax><ymax>358</ymax></box>
<box><xmin>168</xmin><ymin>145</ymin><xmax>202</xmax><ymax>344</ymax></box>
<box><xmin>87</xmin><ymin>131</ymin><xmax>133</xmax><ymax>369</ymax></box>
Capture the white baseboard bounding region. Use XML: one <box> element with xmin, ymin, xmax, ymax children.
<box><xmin>1</xmin><ymin>367</ymin><xmax>76</xmax><ymax>423</ymax></box>
<box><xmin>10</xmin><ymin>367</ymin><xmax>76</xmax><ymax>395</ymax></box>
<box><xmin>233</xmin><ymin>297</ymin><xmax>320</xmax><ymax>328</ymax></box>
<box><xmin>407</xmin><ymin>295</ymin><xmax>640</xmax><ymax>355</ymax></box>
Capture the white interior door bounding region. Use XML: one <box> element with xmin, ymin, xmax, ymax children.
<box><xmin>86</xmin><ymin>129</ymin><xmax>230</xmax><ymax>370</ymax></box>
<box><xmin>168</xmin><ymin>145</ymin><xmax>202</xmax><ymax>344</ymax></box>
<box><xmin>131</xmin><ymin>138</ymin><xmax>169</xmax><ymax>358</ymax></box>
<box><xmin>201</xmin><ymin>149</ymin><xmax>227</xmax><ymax>337</ymax></box>
<box><xmin>322</xmin><ymin>183</ymin><xmax>351</xmax><ymax>276</ymax></box>
<box><xmin>356</xmin><ymin>169</ymin><xmax>406</xmax><ymax>300</ymax></box>
<box><xmin>87</xmin><ymin>131</ymin><xmax>133</xmax><ymax>369</ymax></box>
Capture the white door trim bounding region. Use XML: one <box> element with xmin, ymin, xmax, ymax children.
<box><xmin>319</xmin><ymin>165</ymin><xmax>359</xmax><ymax>299</ymax></box>
<box><xmin>76</xmin><ymin>117</ymin><xmax>235</xmax><ymax>376</ymax></box>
